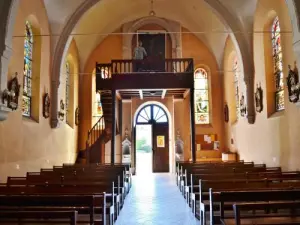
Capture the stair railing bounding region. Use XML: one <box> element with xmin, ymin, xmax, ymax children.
<box><xmin>85</xmin><ymin>116</ymin><xmax>106</xmax><ymax>162</ymax></box>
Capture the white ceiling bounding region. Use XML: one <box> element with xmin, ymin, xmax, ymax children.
<box><xmin>43</xmin><ymin>0</ymin><xmax>260</xmax><ymax>70</ymax></box>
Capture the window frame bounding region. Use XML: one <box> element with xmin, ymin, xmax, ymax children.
<box><xmin>65</xmin><ymin>61</ymin><xmax>70</xmax><ymax>116</ymax></box>
<box><xmin>194</xmin><ymin>68</ymin><xmax>210</xmax><ymax>125</ymax></box>
<box><xmin>271</xmin><ymin>16</ymin><xmax>284</xmax><ymax>112</ymax></box>
<box><xmin>22</xmin><ymin>20</ymin><xmax>34</xmax><ymax>117</ymax></box>
<box><xmin>233</xmin><ymin>57</ymin><xmax>240</xmax><ymax>120</ymax></box>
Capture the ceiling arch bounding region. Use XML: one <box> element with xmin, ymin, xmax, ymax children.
<box><xmin>49</xmin><ymin>0</ymin><xmax>258</xmax><ymax>127</ymax></box>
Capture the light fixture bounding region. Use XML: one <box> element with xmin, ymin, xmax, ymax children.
<box><xmin>149</xmin><ymin>0</ymin><xmax>156</xmax><ymax>16</ymax></box>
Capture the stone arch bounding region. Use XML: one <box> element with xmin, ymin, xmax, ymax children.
<box><xmin>48</xmin><ymin>0</ymin><xmax>300</xmax><ymax>127</ymax></box>
<box><xmin>133</xmin><ymin>100</ymin><xmax>174</xmax><ymax>172</ymax></box>
<box><xmin>285</xmin><ymin>0</ymin><xmax>300</xmax><ymax>34</ymax></box>
<box><xmin>122</xmin><ymin>17</ymin><xmax>181</xmax><ymax>59</ymax></box>
<box><xmin>49</xmin><ymin>0</ymin><xmax>256</xmax><ymax>127</ymax></box>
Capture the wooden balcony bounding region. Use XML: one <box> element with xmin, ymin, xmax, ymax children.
<box><xmin>96</xmin><ymin>58</ymin><xmax>194</xmax><ymax>90</ymax></box>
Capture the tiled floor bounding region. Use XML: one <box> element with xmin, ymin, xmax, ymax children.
<box><xmin>116</xmin><ymin>173</ymin><xmax>199</xmax><ymax>225</ymax></box>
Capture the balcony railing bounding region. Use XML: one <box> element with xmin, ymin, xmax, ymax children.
<box><xmin>96</xmin><ymin>58</ymin><xmax>193</xmax><ymax>79</ymax></box>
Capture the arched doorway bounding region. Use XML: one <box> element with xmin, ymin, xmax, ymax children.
<box><xmin>134</xmin><ymin>104</ymin><xmax>169</xmax><ymax>174</ymax></box>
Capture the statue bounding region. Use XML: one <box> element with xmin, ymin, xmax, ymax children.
<box><xmin>75</xmin><ymin>107</ymin><xmax>79</xmax><ymax>125</ymax></box>
<box><xmin>58</xmin><ymin>99</ymin><xmax>65</xmax><ymax>121</ymax></box>
<box><xmin>43</xmin><ymin>93</ymin><xmax>50</xmax><ymax>118</ymax></box>
<box><xmin>255</xmin><ymin>83</ymin><xmax>263</xmax><ymax>113</ymax></box>
<box><xmin>240</xmin><ymin>94</ymin><xmax>247</xmax><ymax>117</ymax></box>
<box><xmin>2</xmin><ymin>72</ymin><xmax>20</xmax><ymax>111</ymax></box>
<box><xmin>122</xmin><ymin>128</ymin><xmax>132</xmax><ymax>163</ymax></box>
<box><xmin>175</xmin><ymin>130</ymin><xmax>184</xmax><ymax>161</ymax></box>
<box><xmin>286</xmin><ymin>63</ymin><xmax>299</xmax><ymax>103</ymax></box>
<box><xmin>224</xmin><ymin>103</ymin><xmax>229</xmax><ymax>123</ymax></box>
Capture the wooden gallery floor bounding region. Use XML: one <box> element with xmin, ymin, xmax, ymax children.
<box><xmin>116</xmin><ymin>173</ymin><xmax>198</xmax><ymax>225</ymax></box>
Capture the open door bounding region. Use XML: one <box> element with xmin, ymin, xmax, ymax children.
<box><xmin>152</xmin><ymin>123</ymin><xmax>169</xmax><ymax>172</ymax></box>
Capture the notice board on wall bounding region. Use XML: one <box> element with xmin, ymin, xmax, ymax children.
<box><xmin>195</xmin><ymin>134</ymin><xmax>218</xmax><ymax>150</ymax></box>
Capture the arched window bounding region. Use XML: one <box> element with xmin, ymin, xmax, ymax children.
<box><xmin>272</xmin><ymin>17</ymin><xmax>284</xmax><ymax>111</ymax></box>
<box><xmin>194</xmin><ymin>68</ymin><xmax>209</xmax><ymax>124</ymax></box>
<box><xmin>95</xmin><ymin>91</ymin><xmax>103</xmax><ymax>117</ymax></box>
<box><xmin>22</xmin><ymin>21</ymin><xmax>33</xmax><ymax>117</ymax></box>
<box><xmin>136</xmin><ymin>105</ymin><xmax>168</xmax><ymax>124</ymax></box>
<box><xmin>65</xmin><ymin>61</ymin><xmax>70</xmax><ymax>115</ymax></box>
<box><xmin>233</xmin><ymin>57</ymin><xmax>240</xmax><ymax>119</ymax></box>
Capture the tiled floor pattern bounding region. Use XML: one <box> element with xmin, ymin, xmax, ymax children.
<box><xmin>116</xmin><ymin>173</ymin><xmax>199</xmax><ymax>225</ymax></box>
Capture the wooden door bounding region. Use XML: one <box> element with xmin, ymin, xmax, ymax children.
<box><xmin>152</xmin><ymin>123</ymin><xmax>169</xmax><ymax>172</ymax></box>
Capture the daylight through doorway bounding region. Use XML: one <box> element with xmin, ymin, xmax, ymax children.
<box><xmin>136</xmin><ymin>124</ymin><xmax>152</xmax><ymax>174</ymax></box>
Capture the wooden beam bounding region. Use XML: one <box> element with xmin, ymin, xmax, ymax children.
<box><xmin>162</xmin><ymin>89</ymin><xmax>167</xmax><ymax>99</ymax></box>
<box><xmin>116</xmin><ymin>90</ymin><xmax>122</xmax><ymax>100</ymax></box>
<box><xmin>97</xmin><ymin>73</ymin><xmax>194</xmax><ymax>90</ymax></box>
<box><xmin>139</xmin><ymin>90</ymin><xmax>143</xmax><ymax>100</ymax></box>
<box><xmin>183</xmin><ymin>89</ymin><xmax>190</xmax><ymax>99</ymax></box>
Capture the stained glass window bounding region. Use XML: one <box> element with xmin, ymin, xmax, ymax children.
<box><xmin>194</xmin><ymin>68</ymin><xmax>209</xmax><ymax>124</ymax></box>
<box><xmin>22</xmin><ymin>21</ymin><xmax>33</xmax><ymax>117</ymax></box>
<box><xmin>233</xmin><ymin>57</ymin><xmax>240</xmax><ymax>119</ymax></box>
<box><xmin>272</xmin><ymin>17</ymin><xmax>284</xmax><ymax>111</ymax></box>
<box><xmin>65</xmin><ymin>62</ymin><xmax>70</xmax><ymax>114</ymax></box>
<box><xmin>95</xmin><ymin>91</ymin><xmax>103</xmax><ymax>117</ymax></box>
<box><xmin>136</xmin><ymin>105</ymin><xmax>168</xmax><ymax>124</ymax></box>
<box><xmin>92</xmin><ymin>91</ymin><xmax>105</xmax><ymax>129</ymax></box>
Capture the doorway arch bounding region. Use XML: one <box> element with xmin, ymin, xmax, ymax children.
<box><xmin>136</xmin><ymin>104</ymin><xmax>168</xmax><ymax>125</ymax></box>
<box><xmin>133</xmin><ymin>102</ymin><xmax>172</xmax><ymax>174</ymax></box>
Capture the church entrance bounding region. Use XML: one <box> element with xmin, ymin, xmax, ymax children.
<box><xmin>135</xmin><ymin>104</ymin><xmax>169</xmax><ymax>174</ymax></box>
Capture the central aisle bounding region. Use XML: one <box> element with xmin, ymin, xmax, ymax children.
<box><xmin>116</xmin><ymin>173</ymin><xmax>199</xmax><ymax>225</ymax></box>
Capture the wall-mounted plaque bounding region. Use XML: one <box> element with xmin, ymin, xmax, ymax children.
<box><xmin>157</xmin><ymin>136</ymin><xmax>165</xmax><ymax>148</ymax></box>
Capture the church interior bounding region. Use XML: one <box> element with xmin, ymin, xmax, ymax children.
<box><xmin>1</xmin><ymin>0</ymin><xmax>300</xmax><ymax>224</ymax></box>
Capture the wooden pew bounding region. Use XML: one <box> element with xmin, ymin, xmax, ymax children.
<box><xmin>226</xmin><ymin>201</ymin><xmax>300</xmax><ymax>225</ymax></box>
<box><xmin>186</xmin><ymin>171</ymin><xmax>300</xmax><ymax>205</ymax></box>
<box><xmin>195</xmin><ymin>178</ymin><xmax>300</xmax><ymax>220</ymax></box>
<box><xmin>208</xmin><ymin>189</ymin><xmax>300</xmax><ymax>225</ymax></box>
<box><xmin>178</xmin><ymin>162</ymin><xmax>265</xmax><ymax>189</ymax></box>
<box><xmin>61</xmin><ymin>163</ymin><xmax>132</xmax><ymax>190</ymax></box>
<box><xmin>0</xmin><ymin>210</ymin><xmax>78</xmax><ymax>225</ymax></box>
<box><xmin>7</xmin><ymin>176</ymin><xmax>123</xmax><ymax>216</ymax></box>
<box><xmin>0</xmin><ymin>194</ymin><xmax>107</xmax><ymax>225</ymax></box>
<box><xmin>176</xmin><ymin>161</ymin><xmax>253</xmax><ymax>187</ymax></box>
<box><xmin>181</xmin><ymin>166</ymin><xmax>281</xmax><ymax>195</ymax></box>
<box><xmin>39</xmin><ymin>167</ymin><xmax>128</xmax><ymax>198</ymax></box>
<box><xmin>0</xmin><ymin>183</ymin><xmax>114</xmax><ymax>225</ymax></box>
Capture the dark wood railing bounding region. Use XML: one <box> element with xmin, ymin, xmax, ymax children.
<box><xmin>96</xmin><ymin>58</ymin><xmax>193</xmax><ymax>79</ymax></box>
<box><xmin>85</xmin><ymin>116</ymin><xmax>106</xmax><ymax>163</ymax></box>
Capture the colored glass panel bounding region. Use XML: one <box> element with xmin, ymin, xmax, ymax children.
<box><xmin>272</xmin><ymin>17</ymin><xmax>284</xmax><ymax>111</ymax></box>
<box><xmin>233</xmin><ymin>57</ymin><xmax>240</xmax><ymax>119</ymax></box>
<box><xmin>22</xmin><ymin>21</ymin><xmax>33</xmax><ymax>117</ymax></box>
<box><xmin>22</xmin><ymin>95</ymin><xmax>31</xmax><ymax>117</ymax></box>
<box><xmin>65</xmin><ymin>62</ymin><xmax>70</xmax><ymax>113</ymax></box>
<box><xmin>194</xmin><ymin>68</ymin><xmax>209</xmax><ymax>124</ymax></box>
<box><xmin>136</xmin><ymin>105</ymin><xmax>167</xmax><ymax>124</ymax></box>
<box><xmin>95</xmin><ymin>92</ymin><xmax>103</xmax><ymax>117</ymax></box>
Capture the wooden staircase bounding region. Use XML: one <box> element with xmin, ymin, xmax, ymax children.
<box><xmin>76</xmin><ymin>90</ymin><xmax>115</xmax><ymax>164</ymax></box>
<box><xmin>100</xmin><ymin>90</ymin><xmax>113</xmax><ymax>132</ymax></box>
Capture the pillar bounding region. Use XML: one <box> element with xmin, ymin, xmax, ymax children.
<box><xmin>190</xmin><ymin>88</ymin><xmax>196</xmax><ymax>162</ymax></box>
<box><xmin>111</xmin><ymin>89</ymin><xmax>116</xmax><ymax>164</ymax></box>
